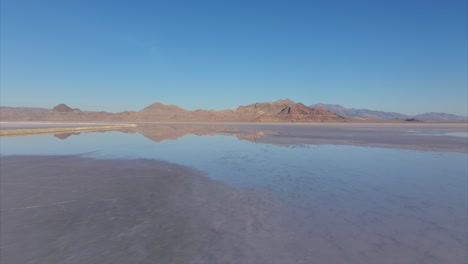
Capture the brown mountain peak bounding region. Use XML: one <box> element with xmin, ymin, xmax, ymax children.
<box><xmin>53</xmin><ymin>104</ymin><xmax>81</xmax><ymax>112</ymax></box>
<box><xmin>273</xmin><ymin>98</ymin><xmax>295</xmax><ymax>105</ymax></box>
<box><xmin>140</xmin><ymin>102</ymin><xmax>188</xmax><ymax>112</ymax></box>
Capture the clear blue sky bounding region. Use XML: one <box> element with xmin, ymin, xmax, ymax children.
<box><xmin>1</xmin><ymin>0</ymin><xmax>467</xmax><ymax>115</ymax></box>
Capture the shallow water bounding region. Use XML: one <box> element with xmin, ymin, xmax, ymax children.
<box><xmin>444</xmin><ymin>132</ymin><xmax>468</xmax><ymax>137</ymax></box>
<box><xmin>1</xmin><ymin>123</ymin><xmax>467</xmax><ymax>263</ymax></box>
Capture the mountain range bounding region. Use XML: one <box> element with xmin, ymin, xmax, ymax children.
<box><xmin>0</xmin><ymin>99</ymin><xmax>346</xmax><ymax>123</ymax></box>
<box><xmin>1</xmin><ymin>99</ymin><xmax>465</xmax><ymax>123</ymax></box>
<box><xmin>310</xmin><ymin>103</ymin><xmax>467</xmax><ymax>122</ymax></box>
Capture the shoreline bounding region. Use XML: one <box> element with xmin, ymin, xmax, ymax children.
<box><xmin>2</xmin><ymin>120</ymin><xmax>467</xmax><ymax>126</ymax></box>
<box><xmin>0</xmin><ymin>124</ymin><xmax>137</xmax><ymax>137</ymax></box>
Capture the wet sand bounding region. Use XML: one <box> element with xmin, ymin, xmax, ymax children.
<box><xmin>1</xmin><ymin>155</ymin><xmax>467</xmax><ymax>264</ymax></box>
<box><xmin>0</xmin><ymin>156</ymin><xmax>290</xmax><ymax>264</ymax></box>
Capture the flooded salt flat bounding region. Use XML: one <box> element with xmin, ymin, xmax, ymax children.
<box><xmin>1</xmin><ymin>123</ymin><xmax>467</xmax><ymax>264</ymax></box>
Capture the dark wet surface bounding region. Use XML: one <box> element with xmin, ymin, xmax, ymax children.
<box><xmin>1</xmin><ymin>123</ymin><xmax>467</xmax><ymax>263</ymax></box>
<box><xmin>1</xmin><ymin>156</ymin><xmax>297</xmax><ymax>264</ymax></box>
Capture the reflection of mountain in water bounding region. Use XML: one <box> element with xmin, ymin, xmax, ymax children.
<box><xmin>113</xmin><ymin>124</ymin><xmax>269</xmax><ymax>144</ymax></box>
<box><xmin>52</xmin><ymin>124</ymin><xmax>268</xmax><ymax>143</ymax></box>
<box><xmin>53</xmin><ymin>124</ymin><xmax>467</xmax><ymax>153</ymax></box>
<box><xmin>54</xmin><ymin>132</ymin><xmax>82</xmax><ymax>140</ymax></box>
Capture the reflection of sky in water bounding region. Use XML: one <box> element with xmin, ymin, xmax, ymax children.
<box><xmin>2</xmin><ymin>130</ymin><xmax>467</xmax><ymax>262</ymax></box>
<box><xmin>411</xmin><ymin>132</ymin><xmax>468</xmax><ymax>138</ymax></box>
<box><xmin>444</xmin><ymin>132</ymin><xmax>468</xmax><ymax>138</ymax></box>
<box><xmin>1</xmin><ymin>131</ymin><xmax>466</xmax><ymax>192</ymax></box>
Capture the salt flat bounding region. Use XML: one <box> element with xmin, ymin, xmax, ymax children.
<box><xmin>1</xmin><ymin>123</ymin><xmax>467</xmax><ymax>264</ymax></box>
<box><xmin>0</xmin><ymin>122</ymin><xmax>118</xmax><ymax>130</ymax></box>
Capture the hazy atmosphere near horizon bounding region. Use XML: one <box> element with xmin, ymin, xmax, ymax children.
<box><xmin>1</xmin><ymin>0</ymin><xmax>467</xmax><ymax>115</ymax></box>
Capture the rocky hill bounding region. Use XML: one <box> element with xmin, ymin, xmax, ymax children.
<box><xmin>237</xmin><ymin>100</ymin><xmax>345</xmax><ymax>122</ymax></box>
<box><xmin>4</xmin><ymin>101</ymin><xmax>465</xmax><ymax>123</ymax></box>
<box><xmin>1</xmin><ymin>100</ymin><xmax>347</xmax><ymax>123</ymax></box>
<box><xmin>53</xmin><ymin>104</ymin><xmax>81</xmax><ymax>112</ymax></box>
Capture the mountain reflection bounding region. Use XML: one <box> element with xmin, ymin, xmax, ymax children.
<box><xmin>54</xmin><ymin>124</ymin><xmax>268</xmax><ymax>144</ymax></box>
<box><xmin>54</xmin><ymin>132</ymin><xmax>82</xmax><ymax>139</ymax></box>
<box><xmin>53</xmin><ymin>123</ymin><xmax>468</xmax><ymax>153</ymax></box>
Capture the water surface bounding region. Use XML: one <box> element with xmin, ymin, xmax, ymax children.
<box><xmin>1</xmin><ymin>123</ymin><xmax>467</xmax><ymax>263</ymax></box>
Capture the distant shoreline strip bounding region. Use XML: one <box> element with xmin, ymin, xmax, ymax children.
<box><xmin>0</xmin><ymin>124</ymin><xmax>136</xmax><ymax>137</ymax></box>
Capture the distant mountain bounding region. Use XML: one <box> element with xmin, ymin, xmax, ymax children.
<box><xmin>310</xmin><ymin>103</ymin><xmax>409</xmax><ymax>120</ymax></box>
<box><xmin>310</xmin><ymin>103</ymin><xmax>467</xmax><ymax>122</ymax></box>
<box><xmin>136</xmin><ymin>99</ymin><xmax>346</xmax><ymax>122</ymax></box>
<box><xmin>1</xmin><ymin>100</ymin><xmax>346</xmax><ymax>123</ymax></box>
<box><xmin>236</xmin><ymin>99</ymin><xmax>345</xmax><ymax>122</ymax></box>
<box><xmin>52</xmin><ymin>104</ymin><xmax>81</xmax><ymax>113</ymax></box>
<box><xmin>0</xmin><ymin>104</ymin><xmax>134</xmax><ymax>122</ymax></box>
<box><xmin>413</xmin><ymin>112</ymin><xmax>468</xmax><ymax>122</ymax></box>
<box><xmin>4</xmin><ymin>100</ymin><xmax>465</xmax><ymax>123</ymax></box>
<box><xmin>138</xmin><ymin>102</ymin><xmax>190</xmax><ymax>120</ymax></box>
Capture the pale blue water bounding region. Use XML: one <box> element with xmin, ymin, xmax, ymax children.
<box><xmin>1</xmin><ymin>127</ymin><xmax>467</xmax><ymax>263</ymax></box>
<box><xmin>413</xmin><ymin>132</ymin><xmax>468</xmax><ymax>138</ymax></box>
<box><xmin>1</xmin><ymin>130</ymin><xmax>466</xmax><ymax>203</ymax></box>
<box><xmin>445</xmin><ymin>132</ymin><xmax>468</xmax><ymax>138</ymax></box>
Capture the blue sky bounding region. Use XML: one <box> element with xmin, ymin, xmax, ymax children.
<box><xmin>1</xmin><ymin>0</ymin><xmax>467</xmax><ymax>115</ymax></box>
